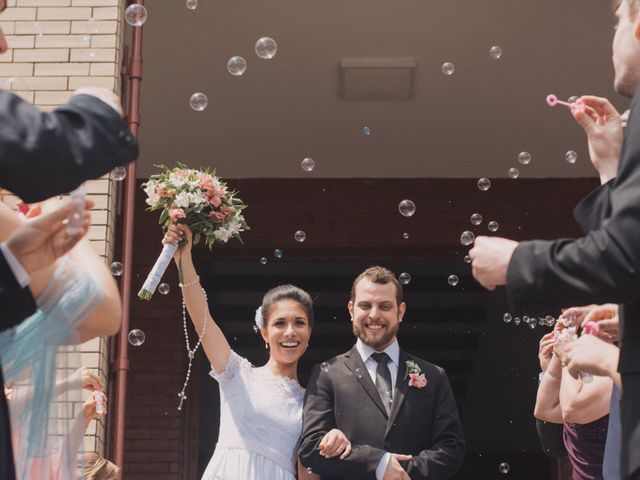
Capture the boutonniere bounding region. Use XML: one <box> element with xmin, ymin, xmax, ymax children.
<box><xmin>404</xmin><ymin>360</ymin><xmax>427</xmax><ymax>389</ymax></box>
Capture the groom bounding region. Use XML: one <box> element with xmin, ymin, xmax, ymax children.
<box><xmin>299</xmin><ymin>266</ymin><xmax>465</xmax><ymax>479</ymax></box>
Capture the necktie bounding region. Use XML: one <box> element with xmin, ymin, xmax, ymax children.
<box><xmin>371</xmin><ymin>352</ymin><xmax>392</xmax><ymax>414</ymax></box>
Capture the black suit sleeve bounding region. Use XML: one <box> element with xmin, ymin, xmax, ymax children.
<box><xmin>573</xmin><ymin>180</ymin><xmax>613</xmax><ymax>235</ymax></box>
<box><xmin>506</xmin><ymin>92</ymin><xmax>640</xmax><ymax>313</ymax></box>
<box><xmin>0</xmin><ymin>251</ymin><xmax>36</xmax><ymax>333</ymax></box>
<box><xmin>535</xmin><ymin>420</ymin><xmax>567</xmax><ymax>458</ymax></box>
<box><xmin>299</xmin><ymin>364</ymin><xmax>384</xmax><ymax>479</ymax></box>
<box><xmin>0</xmin><ymin>90</ymin><xmax>138</xmax><ymax>203</ymax></box>
<box><xmin>405</xmin><ymin>368</ymin><xmax>465</xmax><ymax>480</ymax></box>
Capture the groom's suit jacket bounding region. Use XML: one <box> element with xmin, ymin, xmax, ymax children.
<box><xmin>506</xmin><ymin>89</ymin><xmax>640</xmax><ymax>478</ymax></box>
<box><xmin>299</xmin><ymin>346</ymin><xmax>465</xmax><ymax>479</ymax></box>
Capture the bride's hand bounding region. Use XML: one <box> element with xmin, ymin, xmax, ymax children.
<box><xmin>162</xmin><ymin>223</ymin><xmax>193</xmax><ymax>260</ymax></box>
<box><xmin>318</xmin><ymin>428</ymin><xmax>351</xmax><ymax>460</ymax></box>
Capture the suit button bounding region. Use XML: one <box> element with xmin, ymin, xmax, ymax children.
<box><xmin>384</xmin><ymin>441</ymin><xmax>391</xmax><ymax>449</ymax></box>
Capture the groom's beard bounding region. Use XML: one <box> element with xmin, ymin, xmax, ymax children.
<box><xmin>353</xmin><ymin>319</ymin><xmax>399</xmax><ymax>351</ymax></box>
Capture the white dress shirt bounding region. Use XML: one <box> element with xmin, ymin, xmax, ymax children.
<box><xmin>355</xmin><ymin>338</ymin><xmax>400</xmax><ymax>480</ymax></box>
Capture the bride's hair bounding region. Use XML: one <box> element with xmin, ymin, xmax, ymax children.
<box><xmin>259</xmin><ymin>284</ymin><xmax>314</xmax><ymax>328</ymax></box>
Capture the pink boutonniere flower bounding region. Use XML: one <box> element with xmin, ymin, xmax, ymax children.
<box><xmin>404</xmin><ymin>360</ymin><xmax>427</xmax><ymax>389</ymax></box>
<box><xmin>408</xmin><ymin>372</ymin><xmax>427</xmax><ymax>389</ymax></box>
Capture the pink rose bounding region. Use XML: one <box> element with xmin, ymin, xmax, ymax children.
<box><xmin>408</xmin><ymin>373</ymin><xmax>427</xmax><ymax>389</ymax></box>
<box><xmin>220</xmin><ymin>205</ymin><xmax>235</xmax><ymax>216</ymax></box>
<box><xmin>210</xmin><ymin>196</ymin><xmax>222</xmax><ymax>207</ymax></box>
<box><xmin>169</xmin><ymin>208</ymin><xmax>186</xmax><ymax>223</ymax></box>
<box><xmin>208</xmin><ymin>210</ymin><xmax>226</xmax><ymax>222</ymax></box>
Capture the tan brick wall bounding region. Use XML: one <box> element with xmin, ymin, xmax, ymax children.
<box><xmin>1</xmin><ymin>0</ymin><xmax>128</xmax><ymax>459</ymax></box>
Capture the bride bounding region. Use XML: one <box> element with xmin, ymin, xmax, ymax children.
<box><xmin>163</xmin><ymin>224</ymin><xmax>351</xmax><ymax>480</ymax></box>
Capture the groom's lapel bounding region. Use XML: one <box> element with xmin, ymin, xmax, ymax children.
<box><xmin>385</xmin><ymin>350</ymin><xmax>410</xmax><ymax>438</ymax></box>
<box><xmin>344</xmin><ymin>346</ymin><xmax>388</xmax><ymax>418</ymax></box>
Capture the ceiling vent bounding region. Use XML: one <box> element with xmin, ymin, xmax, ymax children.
<box><xmin>340</xmin><ymin>58</ymin><xmax>415</xmax><ymax>100</ymax></box>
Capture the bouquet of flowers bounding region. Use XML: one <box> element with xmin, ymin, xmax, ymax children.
<box><xmin>138</xmin><ymin>164</ymin><xmax>249</xmax><ymax>300</ymax></box>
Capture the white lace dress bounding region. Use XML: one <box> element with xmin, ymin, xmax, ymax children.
<box><xmin>201</xmin><ymin>350</ymin><xmax>305</xmax><ymax>480</ymax></box>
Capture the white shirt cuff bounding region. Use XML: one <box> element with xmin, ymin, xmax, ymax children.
<box><xmin>1</xmin><ymin>242</ymin><xmax>31</xmax><ymax>288</ymax></box>
<box><xmin>376</xmin><ymin>452</ymin><xmax>391</xmax><ymax>480</ymax></box>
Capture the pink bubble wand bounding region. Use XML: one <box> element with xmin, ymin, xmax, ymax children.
<box><xmin>546</xmin><ymin>94</ymin><xmax>585</xmax><ymax>112</ymax></box>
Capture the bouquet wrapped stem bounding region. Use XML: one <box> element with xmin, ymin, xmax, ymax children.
<box><xmin>138</xmin><ymin>164</ymin><xmax>249</xmax><ymax>301</ymax></box>
<box><xmin>138</xmin><ymin>242</ymin><xmax>178</xmax><ymax>300</ymax></box>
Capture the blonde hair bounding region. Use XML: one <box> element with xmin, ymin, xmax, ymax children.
<box><xmin>83</xmin><ymin>452</ymin><xmax>120</xmax><ymax>480</ymax></box>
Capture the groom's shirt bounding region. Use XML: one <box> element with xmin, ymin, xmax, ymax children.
<box><xmin>355</xmin><ymin>337</ymin><xmax>400</xmax><ymax>480</ymax></box>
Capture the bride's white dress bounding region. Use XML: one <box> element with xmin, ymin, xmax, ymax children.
<box><xmin>201</xmin><ymin>350</ymin><xmax>305</xmax><ymax>480</ymax></box>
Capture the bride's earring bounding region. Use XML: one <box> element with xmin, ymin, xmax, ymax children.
<box><xmin>265</xmin><ymin>342</ymin><xmax>269</xmax><ymax>349</ymax></box>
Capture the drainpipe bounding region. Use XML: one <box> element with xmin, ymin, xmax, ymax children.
<box><xmin>112</xmin><ymin>0</ymin><xmax>144</xmax><ymax>469</ymax></box>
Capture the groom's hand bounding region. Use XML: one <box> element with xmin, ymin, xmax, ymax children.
<box><xmin>318</xmin><ymin>429</ymin><xmax>352</xmax><ymax>459</ymax></box>
<box><xmin>382</xmin><ymin>454</ymin><xmax>411</xmax><ymax>480</ymax></box>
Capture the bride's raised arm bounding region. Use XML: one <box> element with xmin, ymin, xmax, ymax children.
<box><xmin>163</xmin><ymin>223</ymin><xmax>231</xmax><ymax>373</ymax></box>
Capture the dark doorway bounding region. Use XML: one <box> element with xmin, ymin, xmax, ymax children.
<box><xmin>193</xmin><ymin>260</ymin><xmax>552</xmax><ymax>479</ymax></box>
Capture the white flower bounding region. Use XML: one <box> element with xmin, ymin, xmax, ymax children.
<box><xmin>169</xmin><ymin>172</ymin><xmax>186</xmax><ymax>188</ymax></box>
<box><xmin>255</xmin><ymin>306</ymin><xmax>265</xmax><ymax>329</ymax></box>
<box><xmin>175</xmin><ymin>191</ymin><xmax>191</xmax><ymax>208</ymax></box>
<box><xmin>190</xmin><ymin>191</ymin><xmax>206</xmax><ymax>205</ymax></box>
<box><xmin>214</xmin><ymin>227</ymin><xmax>233</xmax><ymax>243</ymax></box>
<box><xmin>145</xmin><ymin>194</ymin><xmax>160</xmax><ymax>206</ymax></box>
<box><xmin>143</xmin><ymin>181</ymin><xmax>157</xmax><ymax>198</ymax></box>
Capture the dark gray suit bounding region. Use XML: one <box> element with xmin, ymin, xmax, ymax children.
<box><xmin>299</xmin><ymin>346</ymin><xmax>465</xmax><ymax>479</ymax></box>
<box><xmin>506</xmin><ymin>89</ymin><xmax>640</xmax><ymax>479</ymax></box>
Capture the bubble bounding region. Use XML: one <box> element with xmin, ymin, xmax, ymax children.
<box><xmin>514</xmin><ymin>317</ymin><xmax>521</xmax><ymax>325</ymax></box>
<box><xmin>399</xmin><ymin>272</ymin><xmax>411</xmax><ymax>285</ymax></box>
<box><xmin>32</xmin><ymin>21</ymin><xmax>45</xmax><ymax>36</ymax></box>
<box><xmin>581</xmin><ymin>372</ymin><xmax>593</xmax><ymax>383</ymax></box>
<box><xmin>508</xmin><ymin>167</ymin><xmax>520</xmax><ymax>179</ymax></box>
<box><xmin>499</xmin><ymin>463</ymin><xmax>510</xmax><ymax>474</ymax></box>
<box><xmin>301</xmin><ymin>157</ymin><xmax>315</xmax><ymax>172</ymax></box>
<box><xmin>294</xmin><ymin>230</ymin><xmax>306</xmax><ymax>243</ymax></box>
<box><xmin>529</xmin><ymin>321</ymin><xmax>536</xmax><ymax>330</ymax></box>
<box><xmin>84</xmin><ymin>49</ymin><xmax>98</xmax><ymax>60</ymax></box>
<box><xmin>477</xmin><ymin>178</ymin><xmax>491</xmax><ymax>191</ymax></box>
<box><xmin>489</xmin><ymin>46</ymin><xmax>503</xmax><ymax>59</ymax></box>
<box><xmin>362</xmin><ymin>126</ymin><xmax>372</xmax><ymax>136</ymax></box>
<box><xmin>260</xmin><ymin>256</ymin><xmax>268</xmax><ymax>265</ymax></box>
<box><xmin>110</xmin><ymin>262</ymin><xmax>123</xmax><ymax>276</ymax></box>
<box><xmin>320</xmin><ymin>362</ymin><xmax>330</xmax><ymax>373</ymax></box>
<box><xmin>255</xmin><ymin>37</ymin><xmax>277</xmax><ymax>59</ymax></box>
<box><xmin>306</xmin><ymin>468</ymin><xmax>313</xmax><ymax>474</ymax></box>
<box><xmin>398</xmin><ymin>199</ymin><xmax>416</xmax><ymax>217</ymax></box>
<box><xmin>253</xmin><ymin>325</ymin><xmax>259</xmax><ymax>333</ymax></box>
<box><xmin>442</xmin><ymin>62</ymin><xmax>455</xmax><ymax>75</ymax></box>
<box><xmin>565</xmin><ymin>150</ymin><xmax>577</xmax><ymax>164</ymax></box>
<box><xmin>518</xmin><ymin>152</ymin><xmax>531</xmax><ymax>165</ymax></box>
<box><xmin>1</xmin><ymin>77</ymin><xmax>28</xmax><ymax>92</ymax></box>
<box><xmin>124</xmin><ymin>4</ymin><xmax>148</xmax><ymax>27</ymax></box>
<box><xmin>402</xmin><ymin>232</ymin><xmax>409</xmax><ymax>240</ymax></box>
<box><xmin>87</xmin><ymin>18</ymin><xmax>102</xmax><ymax>34</ymax></box>
<box><xmin>503</xmin><ymin>313</ymin><xmax>512</xmax><ymax>323</ymax></box>
<box><xmin>488</xmin><ymin>221</ymin><xmax>499</xmax><ymax>232</ymax></box>
<box><xmin>464</xmin><ymin>255</ymin><xmax>472</xmax><ymax>264</ymax></box>
<box><xmin>470</xmin><ymin>213</ymin><xmax>483</xmax><ymax>226</ymax></box>
<box><xmin>448</xmin><ymin>275</ymin><xmax>459</xmax><ymax>286</ymax></box>
<box><xmin>128</xmin><ymin>329</ymin><xmax>146</xmax><ymax>346</ymax></box>
<box><xmin>274</xmin><ymin>248</ymin><xmax>283</xmax><ymax>259</ymax></box>
<box><xmin>112</xmin><ymin>166</ymin><xmax>126</xmax><ymax>181</ymax></box>
<box><xmin>460</xmin><ymin>230</ymin><xmax>475</xmax><ymax>246</ymax></box>
<box><xmin>227</xmin><ymin>56</ymin><xmax>247</xmax><ymax>76</ymax></box>
<box><xmin>189</xmin><ymin>92</ymin><xmax>208</xmax><ymax>111</ymax></box>
<box><xmin>186</xmin><ymin>0</ymin><xmax>198</xmax><ymax>9</ymax></box>
<box><xmin>354</xmin><ymin>367</ymin><xmax>364</xmax><ymax>379</ymax></box>
<box><xmin>523</xmin><ymin>315</ymin><xmax>531</xmax><ymax>324</ymax></box>
<box><xmin>158</xmin><ymin>283</ymin><xmax>170</xmax><ymax>295</ymax></box>
<box><xmin>568</xmin><ymin>96</ymin><xmax>580</xmax><ymax>104</ymax></box>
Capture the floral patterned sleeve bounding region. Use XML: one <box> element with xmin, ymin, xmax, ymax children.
<box><xmin>209</xmin><ymin>350</ymin><xmax>251</xmax><ymax>388</ymax></box>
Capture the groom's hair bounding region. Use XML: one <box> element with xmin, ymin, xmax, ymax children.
<box><xmin>351</xmin><ymin>266</ymin><xmax>403</xmax><ymax>306</ymax></box>
<box><xmin>261</xmin><ymin>284</ymin><xmax>314</xmax><ymax>328</ymax></box>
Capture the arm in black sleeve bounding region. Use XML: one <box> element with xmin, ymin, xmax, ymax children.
<box><xmin>0</xmin><ymin>252</ymin><xmax>36</xmax><ymax>332</ymax></box>
<box><xmin>0</xmin><ymin>91</ymin><xmax>138</xmax><ymax>202</ymax></box>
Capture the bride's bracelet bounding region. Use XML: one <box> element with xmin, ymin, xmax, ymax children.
<box><xmin>179</xmin><ymin>276</ymin><xmax>200</xmax><ymax>288</ymax></box>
